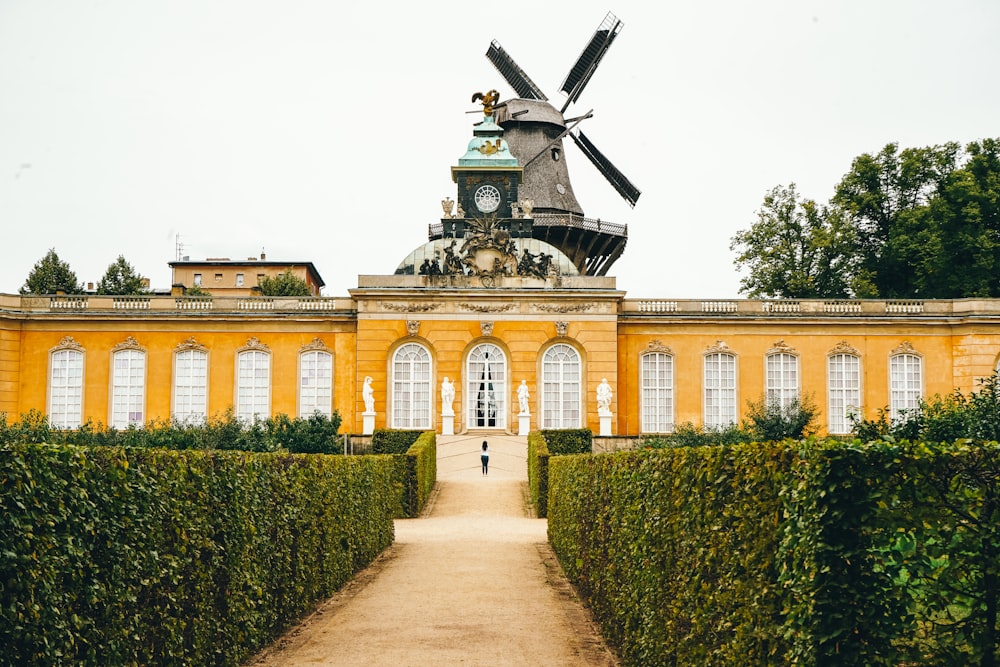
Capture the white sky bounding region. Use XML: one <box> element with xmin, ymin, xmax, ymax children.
<box><xmin>1</xmin><ymin>1</ymin><xmax>998</xmax><ymax>298</ymax></box>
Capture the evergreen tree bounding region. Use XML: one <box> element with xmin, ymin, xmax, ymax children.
<box><xmin>257</xmin><ymin>270</ymin><xmax>311</xmax><ymax>296</ymax></box>
<box><xmin>96</xmin><ymin>255</ymin><xmax>148</xmax><ymax>295</ymax></box>
<box><xmin>20</xmin><ymin>248</ymin><xmax>82</xmax><ymax>295</ymax></box>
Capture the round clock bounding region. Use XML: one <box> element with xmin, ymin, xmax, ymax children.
<box><xmin>474</xmin><ymin>184</ymin><xmax>502</xmax><ymax>213</ymax></box>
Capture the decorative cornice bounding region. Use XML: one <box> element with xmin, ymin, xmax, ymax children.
<box><xmin>175</xmin><ymin>336</ymin><xmax>207</xmax><ymax>353</ymax></box>
<box><xmin>891</xmin><ymin>340</ymin><xmax>920</xmax><ymax>356</ymax></box>
<box><xmin>768</xmin><ymin>339</ymin><xmax>797</xmax><ymax>356</ymax></box>
<box><xmin>705</xmin><ymin>340</ymin><xmax>732</xmax><ymax>355</ymax></box>
<box><xmin>459</xmin><ymin>302</ymin><xmax>516</xmax><ymax>313</ymax></box>
<box><xmin>406</xmin><ymin>320</ymin><xmax>420</xmax><ymax>337</ymax></box>
<box><xmin>300</xmin><ymin>337</ymin><xmax>329</xmax><ymax>352</ymax></box>
<box><xmin>51</xmin><ymin>336</ymin><xmax>84</xmax><ymax>353</ymax></box>
<box><xmin>830</xmin><ymin>340</ymin><xmax>860</xmax><ymax>356</ymax></box>
<box><xmin>237</xmin><ymin>336</ymin><xmax>270</xmax><ymax>353</ymax></box>
<box><xmin>382</xmin><ymin>302</ymin><xmax>442</xmax><ymax>313</ymax></box>
<box><xmin>532</xmin><ymin>303</ymin><xmax>594</xmax><ymax>313</ymax></box>
<box><xmin>112</xmin><ymin>336</ymin><xmax>144</xmax><ymax>353</ymax></box>
<box><xmin>644</xmin><ymin>339</ymin><xmax>673</xmax><ymax>355</ymax></box>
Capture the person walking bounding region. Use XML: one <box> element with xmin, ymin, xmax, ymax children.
<box><xmin>480</xmin><ymin>440</ymin><xmax>490</xmax><ymax>475</ymax></box>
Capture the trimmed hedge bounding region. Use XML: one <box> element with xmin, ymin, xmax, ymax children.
<box><xmin>371</xmin><ymin>428</ymin><xmax>424</xmax><ymax>455</ymax></box>
<box><xmin>0</xmin><ymin>443</ymin><xmax>396</xmax><ymax>666</ymax></box>
<box><xmin>528</xmin><ymin>429</ymin><xmax>592</xmax><ymax>518</ymax></box>
<box><xmin>548</xmin><ymin>440</ymin><xmax>1000</xmax><ymax>666</ymax></box>
<box><xmin>393</xmin><ymin>431</ymin><xmax>437</xmax><ymax>518</ymax></box>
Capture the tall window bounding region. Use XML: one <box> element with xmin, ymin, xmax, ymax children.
<box><xmin>541</xmin><ymin>344</ymin><xmax>581</xmax><ymax>429</ymax></box>
<box><xmin>704</xmin><ymin>352</ymin><xmax>737</xmax><ymax>429</ymax></box>
<box><xmin>828</xmin><ymin>353</ymin><xmax>861</xmax><ymax>434</ymax></box>
<box><xmin>173</xmin><ymin>348</ymin><xmax>208</xmax><ymax>424</ymax></box>
<box><xmin>49</xmin><ymin>348</ymin><xmax>83</xmax><ymax>429</ymax></box>
<box><xmin>466</xmin><ymin>343</ymin><xmax>506</xmax><ymax>429</ymax></box>
<box><xmin>641</xmin><ymin>352</ymin><xmax>674</xmax><ymax>433</ymax></box>
<box><xmin>111</xmin><ymin>348</ymin><xmax>146</xmax><ymax>428</ymax></box>
<box><xmin>237</xmin><ymin>349</ymin><xmax>270</xmax><ymax>422</ymax></box>
<box><xmin>392</xmin><ymin>343</ymin><xmax>431</xmax><ymax>429</ymax></box>
<box><xmin>890</xmin><ymin>353</ymin><xmax>922</xmax><ymax>421</ymax></box>
<box><xmin>299</xmin><ymin>349</ymin><xmax>333</xmax><ymax>418</ymax></box>
<box><xmin>766</xmin><ymin>353</ymin><xmax>799</xmax><ymax>408</ymax></box>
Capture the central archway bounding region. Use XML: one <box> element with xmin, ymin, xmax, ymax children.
<box><xmin>466</xmin><ymin>343</ymin><xmax>506</xmax><ymax>429</ymax></box>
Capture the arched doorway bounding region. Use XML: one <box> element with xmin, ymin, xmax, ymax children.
<box><xmin>466</xmin><ymin>343</ymin><xmax>506</xmax><ymax>429</ymax></box>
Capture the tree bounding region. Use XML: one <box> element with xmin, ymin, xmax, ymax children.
<box><xmin>742</xmin><ymin>393</ymin><xmax>819</xmax><ymax>441</ymax></box>
<box><xmin>20</xmin><ymin>248</ymin><xmax>82</xmax><ymax>295</ymax></box>
<box><xmin>96</xmin><ymin>255</ymin><xmax>148</xmax><ymax>295</ymax></box>
<box><xmin>730</xmin><ymin>184</ymin><xmax>858</xmax><ymax>298</ymax></box>
<box><xmin>257</xmin><ymin>270</ymin><xmax>311</xmax><ymax>296</ymax></box>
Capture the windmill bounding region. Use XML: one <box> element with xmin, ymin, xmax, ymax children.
<box><xmin>485</xmin><ymin>11</ymin><xmax>640</xmax><ymax>275</ymax></box>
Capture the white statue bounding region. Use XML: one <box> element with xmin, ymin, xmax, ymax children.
<box><xmin>363</xmin><ymin>376</ymin><xmax>375</xmax><ymax>413</ymax></box>
<box><xmin>441</xmin><ymin>197</ymin><xmax>455</xmax><ymax>219</ymax></box>
<box><xmin>441</xmin><ymin>376</ymin><xmax>455</xmax><ymax>414</ymax></box>
<box><xmin>517</xmin><ymin>379</ymin><xmax>530</xmax><ymax>415</ymax></box>
<box><xmin>520</xmin><ymin>199</ymin><xmax>533</xmax><ymax>218</ymax></box>
<box><xmin>596</xmin><ymin>378</ymin><xmax>613</xmax><ymax>414</ymax></box>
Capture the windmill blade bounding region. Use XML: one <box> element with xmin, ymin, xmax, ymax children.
<box><xmin>485</xmin><ymin>40</ymin><xmax>548</xmax><ymax>101</ymax></box>
<box><xmin>559</xmin><ymin>12</ymin><xmax>623</xmax><ymax>113</ymax></box>
<box><xmin>570</xmin><ymin>129</ymin><xmax>641</xmax><ymax>208</ymax></box>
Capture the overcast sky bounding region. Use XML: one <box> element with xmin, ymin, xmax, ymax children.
<box><xmin>1</xmin><ymin>1</ymin><xmax>998</xmax><ymax>298</ymax></box>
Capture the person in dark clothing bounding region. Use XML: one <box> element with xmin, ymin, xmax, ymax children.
<box><xmin>481</xmin><ymin>440</ymin><xmax>490</xmax><ymax>475</ymax></box>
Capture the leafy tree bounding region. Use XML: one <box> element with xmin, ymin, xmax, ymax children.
<box><xmin>96</xmin><ymin>255</ymin><xmax>148</xmax><ymax>295</ymax></box>
<box><xmin>743</xmin><ymin>393</ymin><xmax>819</xmax><ymax>441</ymax></box>
<box><xmin>731</xmin><ymin>184</ymin><xmax>858</xmax><ymax>298</ymax></box>
<box><xmin>257</xmin><ymin>270</ymin><xmax>311</xmax><ymax>296</ymax></box>
<box><xmin>183</xmin><ymin>284</ymin><xmax>212</xmax><ymax>296</ymax></box>
<box><xmin>20</xmin><ymin>248</ymin><xmax>82</xmax><ymax>295</ymax></box>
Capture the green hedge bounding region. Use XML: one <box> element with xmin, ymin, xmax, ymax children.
<box><xmin>0</xmin><ymin>443</ymin><xmax>395</xmax><ymax>666</ymax></box>
<box><xmin>394</xmin><ymin>431</ymin><xmax>437</xmax><ymax>518</ymax></box>
<box><xmin>371</xmin><ymin>428</ymin><xmax>423</xmax><ymax>454</ymax></box>
<box><xmin>548</xmin><ymin>440</ymin><xmax>1000</xmax><ymax>666</ymax></box>
<box><xmin>528</xmin><ymin>429</ymin><xmax>591</xmax><ymax>518</ymax></box>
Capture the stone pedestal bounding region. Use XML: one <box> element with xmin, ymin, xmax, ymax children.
<box><xmin>518</xmin><ymin>413</ymin><xmax>530</xmax><ymax>436</ymax></box>
<box><xmin>362</xmin><ymin>411</ymin><xmax>375</xmax><ymax>435</ymax></box>
<box><xmin>599</xmin><ymin>411</ymin><xmax>612</xmax><ymax>437</ymax></box>
<box><xmin>441</xmin><ymin>413</ymin><xmax>455</xmax><ymax>436</ymax></box>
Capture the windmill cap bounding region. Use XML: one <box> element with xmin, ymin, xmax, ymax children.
<box><xmin>494</xmin><ymin>99</ymin><xmax>566</xmax><ymax>130</ymax></box>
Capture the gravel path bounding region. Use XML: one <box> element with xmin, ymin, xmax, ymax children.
<box><xmin>246</xmin><ymin>434</ymin><xmax>618</xmax><ymax>667</ymax></box>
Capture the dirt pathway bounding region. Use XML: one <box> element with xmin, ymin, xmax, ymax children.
<box><xmin>246</xmin><ymin>434</ymin><xmax>618</xmax><ymax>667</ymax></box>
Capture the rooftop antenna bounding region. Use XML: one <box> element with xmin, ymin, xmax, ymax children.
<box><xmin>175</xmin><ymin>234</ymin><xmax>185</xmax><ymax>261</ymax></box>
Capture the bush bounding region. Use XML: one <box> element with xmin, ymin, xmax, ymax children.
<box><xmin>371</xmin><ymin>428</ymin><xmax>423</xmax><ymax>455</ymax></box>
<box><xmin>642</xmin><ymin>422</ymin><xmax>752</xmax><ymax>448</ymax></box>
<box><xmin>743</xmin><ymin>393</ymin><xmax>819</xmax><ymax>441</ymax></box>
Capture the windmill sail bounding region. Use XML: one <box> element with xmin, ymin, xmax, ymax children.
<box><xmin>570</xmin><ymin>130</ymin><xmax>641</xmax><ymax>208</ymax></box>
<box><xmin>559</xmin><ymin>12</ymin><xmax>623</xmax><ymax>112</ymax></box>
<box><xmin>486</xmin><ymin>40</ymin><xmax>548</xmax><ymax>101</ymax></box>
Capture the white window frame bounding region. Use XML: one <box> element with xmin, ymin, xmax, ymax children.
<box><xmin>49</xmin><ymin>347</ymin><xmax>84</xmax><ymax>429</ymax></box>
<box><xmin>541</xmin><ymin>343</ymin><xmax>582</xmax><ymax>429</ymax></box>
<box><xmin>111</xmin><ymin>348</ymin><xmax>146</xmax><ymax>428</ymax></box>
<box><xmin>299</xmin><ymin>349</ymin><xmax>333</xmax><ymax>418</ymax></box>
<box><xmin>766</xmin><ymin>352</ymin><xmax>800</xmax><ymax>409</ymax></box>
<box><xmin>466</xmin><ymin>343</ymin><xmax>507</xmax><ymax>429</ymax></box>
<box><xmin>889</xmin><ymin>353</ymin><xmax>923</xmax><ymax>421</ymax></box>
<box><xmin>236</xmin><ymin>349</ymin><xmax>271</xmax><ymax>422</ymax></box>
<box><xmin>641</xmin><ymin>351</ymin><xmax>674</xmax><ymax>433</ymax></box>
<box><xmin>391</xmin><ymin>343</ymin><xmax>431</xmax><ymax>429</ymax></box>
<box><xmin>828</xmin><ymin>353</ymin><xmax>861</xmax><ymax>434</ymax></box>
<box><xmin>704</xmin><ymin>352</ymin><xmax>737</xmax><ymax>429</ymax></box>
<box><xmin>173</xmin><ymin>347</ymin><xmax>208</xmax><ymax>425</ymax></box>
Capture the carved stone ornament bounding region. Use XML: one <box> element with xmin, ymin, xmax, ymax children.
<box><xmin>891</xmin><ymin>340</ymin><xmax>919</xmax><ymax>356</ymax></box>
<box><xmin>441</xmin><ymin>197</ymin><xmax>455</xmax><ymax>219</ymax></box>
<box><xmin>383</xmin><ymin>302</ymin><xmax>441</xmax><ymax>313</ymax></box>
<box><xmin>705</xmin><ymin>340</ymin><xmax>731</xmax><ymax>354</ymax></box>
<box><xmin>238</xmin><ymin>336</ymin><xmax>270</xmax><ymax>353</ymax></box>
<box><xmin>480</xmin><ymin>321</ymin><xmax>494</xmax><ymax>337</ymax></box>
<box><xmin>300</xmin><ymin>337</ymin><xmax>329</xmax><ymax>352</ymax></box>
<box><xmin>176</xmin><ymin>336</ymin><xmax>207</xmax><ymax>352</ymax></box>
<box><xmin>555</xmin><ymin>321</ymin><xmax>569</xmax><ymax>337</ymax></box>
<box><xmin>112</xmin><ymin>336</ymin><xmax>144</xmax><ymax>352</ymax></box>
<box><xmin>645</xmin><ymin>339</ymin><xmax>673</xmax><ymax>355</ymax></box>
<box><xmin>51</xmin><ymin>336</ymin><xmax>84</xmax><ymax>353</ymax></box>
<box><xmin>420</xmin><ymin>215</ymin><xmax>556</xmax><ymax>282</ymax></box>
<box><xmin>459</xmin><ymin>302</ymin><xmax>516</xmax><ymax>313</ymax></box>
<box><xmin>533</xmin><ymin>303</ymin><xmax>593</xmax><ymax>313</ymax></box>
<box><xmin>768</xmin><ymin>339</ymin><xmax>797</xmax><ymax>356</ymax></box>
<box><xmin>406</xmin><ymin>320</ymin><xmax>420</xmax><ymax>337</ymax></box>
<box><xmin>830</xmin><ymin>340</ymin><xmax>860</xmax><ymax>356</ymax></box>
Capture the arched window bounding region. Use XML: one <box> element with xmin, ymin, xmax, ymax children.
<box><xmin>173</xmin><ymin>347</ymin><xmax>208</xmax><ymax>424</ymax></box>
<box><xmin>890</xmin><ymin>353</ymin><xmax>922</xmax><ymax>421</ymax></box>
<box><xmin>466</xmin><ymin>343</ymin><xmax>507</xmax><ymax>429</ymax></box>
<box><xmin>704</xmin><ymin>352</ymin><xmax>737</xmax><ymax>429</ymax></box>
<box><xmin>49</xmin><ymin>345</ymin><xmax>84</xmax><ymax>429</ymax></box>
<box><xmin>828</xmin><ymin>353</ymin><xmax>861</xmax><ymax>434</ymax></box>
<box><xmin>111</xmin><ymin>347</ymin><xmax>146</xmax><ymax>428</ymax></box>
<box><xmin>299</xmin><ymin>349</ymin><xmax>333</xmax><ymax>418</ymax></box>
<box><xmin>236</xmin><ymin>348</ymin><xmax>270</xmax><ymax>422</ymax></box>
<box><xmin>641</xmin><ymin>352</ymin><xmax>673</xmax><ymax>433</ymax></box>
<box><xmin>392</xmin><ymin>343</ymin><xmax>431</xmax><ymax>429</ymax></box>
<box><xmin>541</xmin><ymin>344</ymin><xmax>582</xmax><ymax>429</ymax></box>
<box><xmin>766</xmin><ymin>352</ymin><xmax>799</xmax><ymax>408</ymax></box>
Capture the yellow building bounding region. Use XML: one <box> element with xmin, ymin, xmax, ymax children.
<box><xmin>3</xmin><ymin>98</ymin><xmax>1000</xmax><ymax>438</ymax></box>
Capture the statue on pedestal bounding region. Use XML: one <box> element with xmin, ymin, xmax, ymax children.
<box><xmin>441</xmin><ymin>377</ymin><xmax>455</xmax><ymax>415</ymax></box>
<box><xmin>596</xmin><ymin>378</ymin><xmax>613</xmax><ymax>415</ymax></box>
<box><xmin>517</xmin><ymin>380</ymin><xmax>530</xmax><ymax>415</ymax></box>
<box><xmin>363</xmin><ymin>376</ymin><xmax>375</xmax><ymax>413</ymax></box>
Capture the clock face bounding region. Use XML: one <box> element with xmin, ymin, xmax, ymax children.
<box><xmin>474</xmin><ymin>184</ymin><xmax>502</xmax><ymax>213</ymax></box>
